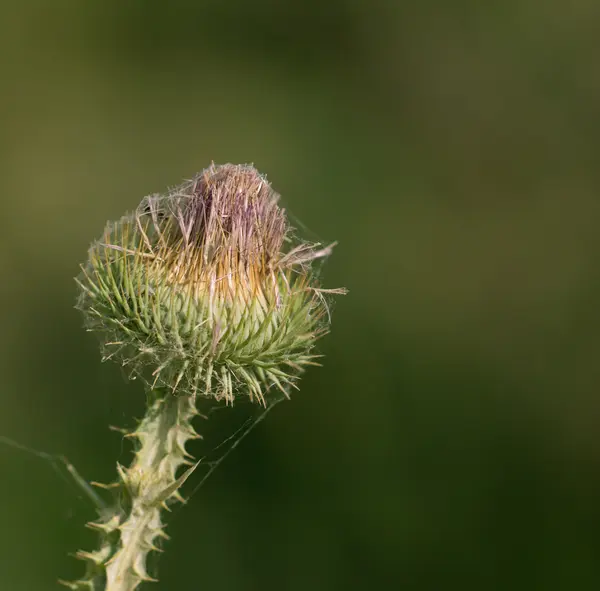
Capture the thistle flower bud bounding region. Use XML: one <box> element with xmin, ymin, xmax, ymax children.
<box><xmin>77</xmin><ymin>163</ymin><xmax>339</xmax><ymax>405</ymax></box>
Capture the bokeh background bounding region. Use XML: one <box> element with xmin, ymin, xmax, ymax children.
<box><xmin>2</xmin><ymin>1</ymin><xmax>600</xmax><ymax>589</ymax></box>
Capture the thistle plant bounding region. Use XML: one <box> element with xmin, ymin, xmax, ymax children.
<box><xmin>65</xmin><ymin>163</ymin><xmax>343</xmax><ymax>590</ymax></box>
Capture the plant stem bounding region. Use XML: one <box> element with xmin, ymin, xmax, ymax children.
<box><xmin>61</xmin><ymin>390</ymin><xmax>200</xmax><ymax>591</ymax></box>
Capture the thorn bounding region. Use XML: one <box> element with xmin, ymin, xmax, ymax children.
<box><xmin>147</xmin><ymin>543</ymin><xmax>164</xmax><ymax>553</ymax></box>
<box><xmin>116</xmin><ymin>463</ymin><xmax>128</xmax><ymax>482</ymax></box>
<box><xmin>86</xmin><ymin>517</ymin><xmax>120</xmax><ymax>533</ymax></box>
<box><xmin>74</xmin><ymin>550</ymin><xmax>101</xmax><ymax>564</ymax></box>
<box><xmin>170</xmin><ymin>490</ymin><xmax>187</xmax><ymax>504</ymax></box>
<box><xmin>90</xmin><ymin>480</ymin><xmax>121</xmax><ymax>490</ymax></box>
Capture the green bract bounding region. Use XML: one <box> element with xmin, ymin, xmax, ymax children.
<box><xmin>76</xmin><ymin>163</ymin><xmax>333</xmax><ymax>404</ymax></box>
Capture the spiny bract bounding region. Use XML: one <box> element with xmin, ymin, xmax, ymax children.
<box><xmin>76</xmin><ymin>163</ymin><xmax>336</xmax><ymax>404</ymax></box>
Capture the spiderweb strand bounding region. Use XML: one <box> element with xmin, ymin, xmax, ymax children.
<box><xmin>173</xmin><ymin>394</ymin><xmax>284</xmax><ymax>515</ymax></box>
<box><xmin>0</xmin><ymin>435</ymin><xmax>107</xmax><ymax>513</ymax></box>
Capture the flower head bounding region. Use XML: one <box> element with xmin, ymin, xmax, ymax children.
<box><xmin>77</xmin><ymin>163</ymin><xmax>341</xmax><ymax>404</ymax></box>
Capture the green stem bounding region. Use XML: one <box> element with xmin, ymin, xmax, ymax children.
<box><xmin>61</xmin><ymin>391</ymin><xmax>200</xmax><ymax>591</ymax></box>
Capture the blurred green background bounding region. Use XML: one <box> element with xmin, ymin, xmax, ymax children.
<box><xmin>2</xmin><ymin>1</ymin><xmax>600</xmax><ymax>589</ymax></box>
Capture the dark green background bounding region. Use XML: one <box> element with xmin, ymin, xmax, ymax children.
<box><xmin>2</xmin><ymin>1</ymin><xmax>600</xmax><ymax>589</ymax></box>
